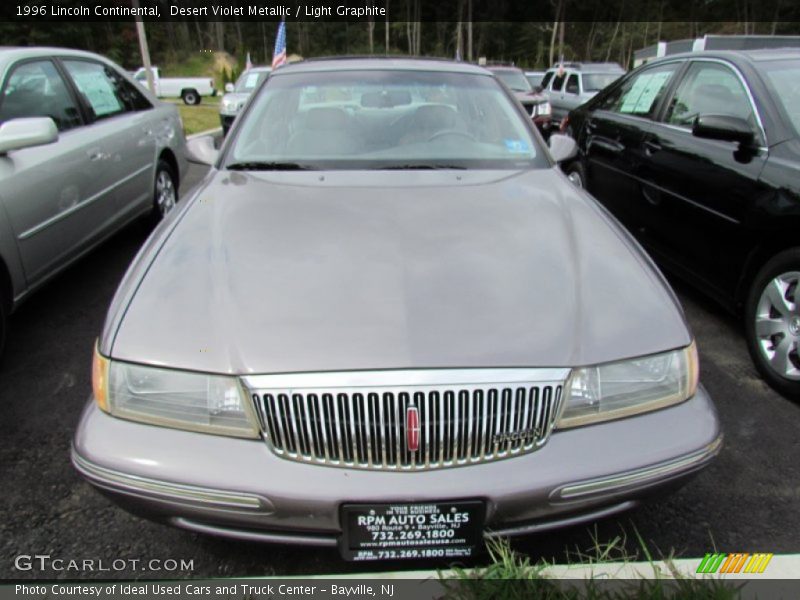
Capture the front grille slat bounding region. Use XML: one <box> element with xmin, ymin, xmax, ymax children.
<box><xmin>251</xmin><ymin>375</ymin><xmax>565</xmax><ymax>471</ymax></box>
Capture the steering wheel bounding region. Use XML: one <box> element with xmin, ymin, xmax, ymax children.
<box><xmin>427</xmin><ymin>129</ymin><xmax>476</xmax><ymax>142</ymax></box>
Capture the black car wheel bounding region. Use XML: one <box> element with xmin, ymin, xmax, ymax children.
<box><xmin>745</xmin><ymin>248</ymin><xmax>800</xmax><ymax>399</ymax></box>
<box><xmin>152</xmin><ymin>159</ymin><xmax>178</xmax><ymax>219</ymax></box>
<box><xmin>565</xmin><ymin>160</ymin><xmax>587</xmax><ymax>189</ymax></box>
<box><xmin>181</xmin><ymin>90</ymin><xmax>200</xmax><ymax>105</ymax></box>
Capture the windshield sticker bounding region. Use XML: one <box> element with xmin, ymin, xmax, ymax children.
<box><xmin>504</xmin><ymin>139</ymin><xmax>530</xmax><ymax>154</ymax></box>
<box><xmin>620</xmin><ymin>71</ymin><xmax>672</xmax><ymax>114</ymax></box>
<box><xmin>70</xmin><ymin>71</ymin><xmax>122</xmax><ymax>117</ymax></box>
<box><xmin>244</xmin><ymin>73</ymin><xmax>260</xmax><ymax>89</ymax></box>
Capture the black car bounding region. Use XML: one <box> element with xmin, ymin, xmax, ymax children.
<box><xmin>563</xmin><ymin>49</ymin><xmax>800</xmax><ymax>398</ymax></box>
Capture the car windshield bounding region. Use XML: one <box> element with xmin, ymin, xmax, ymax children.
<box><xmin>525</xmin><ymin>73</ymin><xmax>544</xmax><ymax>88</ymax></box>
<box><xmin>225</xmin><ymin>69</ymin><xmax>545</xmax><ymax>170</ymax></box>
<box><xmin>582</xmin><ymin>73</ymin><xmax>623</xmax><ymax>92</ymax></box>
<box><xmin>492</xmin><ymin>69</ymin><xmax>533</xmax><ymax>93</ymax></box>
<box><xmin>235</xmin><ymin>70</ymin><xmax>269</xmax><ymax>93</ymax></box>
<box><xmin>761</xmin><ymin>60</ymin><xmax>800</xmax><ymax>137</ymax></box>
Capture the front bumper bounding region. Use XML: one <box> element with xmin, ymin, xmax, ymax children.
<box><xmin>72</xmin><ymin>386</ymin><xmax>721</xmax><ymax>545</ymax></box>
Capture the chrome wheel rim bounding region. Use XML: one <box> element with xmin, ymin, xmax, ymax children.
<box><xmin>755</xmin><ymin>271</ymin><xmax>800</xmax><ymax>380</ymax></box>
<box><xmin>567</xmin><ymin>170</ymin><xmax>583</xmax><ymax>189</ymax></box>
<box><xmin>156</xmin><ymin>170</ymin><xmax>176</xmax><ymax>216</ymax></box>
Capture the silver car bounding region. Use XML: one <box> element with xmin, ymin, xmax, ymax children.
<box><xmin>0</xmin><ymin>47</ymin><xmax>187</xmax><ymax>353</ymax></box>
<box><xmin>73</xmin><ymin>58</ymin><xmax>720</xmax><ymax>563</ymax></box>
<box><xmin>541</xmin><ymin>62</ymin><xmax>625</xmax><ymax>125</ymax></box>
<box><xmin>219</xmin><ymin>66</ymin><xmax>271</xmax><ymax>135</ymax></box>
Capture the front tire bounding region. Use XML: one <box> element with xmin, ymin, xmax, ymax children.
<box><xmin>152</xmin><ymin>159</ymin><xmax>178</xmax><ymax>220</ymax></box>
<box><xmin>565</xmin><ymin>160</ymin><xmax>587</xmax><ymax>189</ymax></box>
<box><xmin>745</xmin><ymin>248</ymin><xmax>800</xmax><ymax>399</ymax></box>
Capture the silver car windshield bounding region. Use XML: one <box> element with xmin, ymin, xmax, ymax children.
<box><xmin>582</xmin><ymin>73</ymin><xmax>622</xmax><ymax>92</ymax></box>
<box><xmin>225</xmin><ymin>69</ymin><xmax>545</xmax><ymax>170</ymax></box>
<box><xmin>492</xmin><ymin>70</ymin><xmax>533</xmax><ymax>93</ymax></box>
<box><xmin>234</xmin><ymin>70</ymin><xmax>269</xmax><ymax>93</ymax></box>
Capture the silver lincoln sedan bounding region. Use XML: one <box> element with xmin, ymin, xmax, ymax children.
<box><xmin>73</xmin><ymin>58</ymin><xmax>721</xmax><ymax>563</ymax></box>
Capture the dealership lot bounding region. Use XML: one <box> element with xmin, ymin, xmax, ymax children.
<box><xmin>1</xmin><ymin>162</ymin><xmax>798</xmax><ymax>580</ymax></box>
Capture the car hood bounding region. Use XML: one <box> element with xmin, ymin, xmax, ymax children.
<box><xmin>514</xmin><ymin>90</ymin><xmax>547</xmax><ymax>103</ymax></box>
<box><xmin>108</xmin><ymin>169</ymin><xmax>690</xmax><ymax>374</ymax></box>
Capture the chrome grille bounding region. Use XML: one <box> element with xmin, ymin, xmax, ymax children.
<box><xmin>244</xmin><ymin>369</ymin><xmax>568</xmax><ymax>471</ymax></box>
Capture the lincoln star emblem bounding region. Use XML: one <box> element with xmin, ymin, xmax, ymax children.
<box><xmin>406</xmin><ymin>405</ymin><xmax>420</xmax><ymax>452</ymax></box>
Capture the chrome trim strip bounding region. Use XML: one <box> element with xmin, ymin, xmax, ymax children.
<box><xmin>243</xmin><ymin>368</ymin><xmax>571</xmax><ymax>390</ymax></box>
<box><xmin>485</xmin><ymin>501</ymin><xmax>638</xmax><ymax>538</ymax></box>
<box><xmin>554</xmin><ymin>434</ymin><xmax>723</xmax><ymax>501</ymax></box>
<box><xmin>71</xmin><ymin>448</ymin><xmax>267</xmax><ymax>511</ymax></box>
<box><xmin>171</xmin><ymin>518</ymin><xmax>337</xmax><ymax>547</ymax></box>
<box><xmin>19</xmin><ymin>163</ymin><xmax>153</xmax><ymax>240</ymax></box>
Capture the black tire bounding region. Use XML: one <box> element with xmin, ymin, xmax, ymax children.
<box><xmin>181</xmin><ymin>89</ymin><xmax>200</xmax><ymax>105</ymax></box>
<box><xmin>222</xmin><ymin>123</ymin><xmax>230</xmax><ymax>137</ymax></box>
<box><xmin>152</xmin><ymin>159</ymin><xmax>178</xmax><ymax>220</ymax></box>
<box><xmin>565</xmin><ymin>160</ymin><xmax>587</xmax><ymax>190</ymax></box>
<box><xmin>744</xmin><ymin>247</ymin><xmax>800</xmax><ymax>400</ymax></box>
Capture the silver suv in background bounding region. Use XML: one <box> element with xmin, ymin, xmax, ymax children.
<box><xmin>541</xmin><ymin>62</ymin><xmax>625</xmax><ymax>125</ymax></box>
<box><xmin>0</xmin><ymin>47</ymin><xmax>187</xmax><ymax>353</ymax></box>
<box><xmin>220</xmin><ymin>66</ymin><xmax>271</xmax><ymax>135</ymax></box>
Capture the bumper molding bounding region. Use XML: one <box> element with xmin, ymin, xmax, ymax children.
<box><xmin>71</xmin><ymin>447</ymin><xmax>271</xmax><ymax>513</ymax></box>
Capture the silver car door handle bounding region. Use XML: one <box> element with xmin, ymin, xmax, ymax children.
<box><xmin>87</xmin><ymin>150</ymin><xmax>109</xmax><ymax>161</ymax></box>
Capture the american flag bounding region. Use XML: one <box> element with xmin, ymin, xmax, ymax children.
<box><xmin>272</xmin><ymin>21</ymin><xmax>287</xmax><ymax>69</ymax></box>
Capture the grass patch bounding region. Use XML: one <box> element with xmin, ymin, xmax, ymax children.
<box><xmin>173</xmin><ymin>102</ymin><xmax>220</xmax><ymax>136</ymax></box>
<box><xmin>439</xmin><ymin>530</ymin><xmax>742</xmax><ymax>599</ymax></box>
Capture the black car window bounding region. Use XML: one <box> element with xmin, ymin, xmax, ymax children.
<box><xmin>540</xmin><ymin>71</ymin><xmax>554</xmax><ymax>90</ymax></box>
<box><xmin>565</xmin><ymin>74</ymin><xmax>580</xmax><ymax>94</ymax></box>
<box><xmin>62</xmin><ymin>60</ymin><xmax>152</xmax><ymax>121</ymax></box>
<box><xmin>596</xmin><ymin>62</ymin><xmax>678</xmax><ymax>119</ymax></box>
<box><xmin>664</xmin><ymin>62</ymin><xmax>757</xmax><ymax>131</ymax></box>
<box><xmin>0</xmin><ymin>60</ymin><xmax>82</xmax><ymax>131</ymax></box>
<box><xmin>551</xmin><ymin>72</ymin><xmax>567</xmax><ymax>92</ymax></box>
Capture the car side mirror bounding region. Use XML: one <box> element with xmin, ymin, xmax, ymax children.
<box><xmin>185</xmin><ymin>135</ymin><xmax>219</xmax><ymax>166</ymax></box>
<box><xmin>692</xmin><ymin>115</ymin><xmax>754</xmax><ymax>146</ymax></box>
<box><xmin>548</xmin><ymin>133</ymin><xmax>578</xmax><ymax>163</ymax></box>
<box><xmin>0</xmin><ymin>117</ymin><xmax>58</xmax><ymax>154</ymax></box>
<box><xmin>225</xmin><ymin>83</ymin><xmax>235</xmax><ymax>93</ymax></box>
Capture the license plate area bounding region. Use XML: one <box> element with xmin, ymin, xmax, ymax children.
<box><xmin>339</xmin><ymin>500</ymin><xmax>484</xmax><ymax>562</ymax></box>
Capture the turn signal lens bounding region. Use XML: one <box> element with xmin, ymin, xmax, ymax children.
<box><xmin>92</xmin><ymin>343</ymin><xmax>110</xmax><ymax>413</ymax></box>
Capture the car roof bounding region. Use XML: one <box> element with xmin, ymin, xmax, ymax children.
<box><xmin>272</xmin><ymin>56</ymin><xmax>492</xmax><ymax>76</ymax></box>
<box><xmin>547</xmin><ymin>62</ymin><xmax>625</xmax><ymax>73</ymax></box>
<box><xmin>245</xmin><ymin>66</ymin><xmax>272</xmax><ymax>73</ymax></box>
<box><xmin>645</xmin><ymin>48</ymin><xmax>800</xmax><ymax>67</ymax></box>
<box><xmin>0</xmin><ymin>46</ymin><xmax>111</xmax><ymax>62</ymax></box>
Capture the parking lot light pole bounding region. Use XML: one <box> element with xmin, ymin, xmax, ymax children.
<box><xmin>132</xmin><ymin>0</ymin><xmax>155</xmax><ymax>94</ymax></box>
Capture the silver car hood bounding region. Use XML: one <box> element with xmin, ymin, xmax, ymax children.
<box><xmin>106</xmin><ymin>168</ymin><xmax>689</xmax><ymax>374</ymax></box>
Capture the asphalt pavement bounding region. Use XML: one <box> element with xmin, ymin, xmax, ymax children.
<box><xmin>1</xmin><ymin>163</ymin><xmax>798</xmax><ymax>580</ymax></box>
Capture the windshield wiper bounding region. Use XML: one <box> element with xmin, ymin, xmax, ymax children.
<box><xmin>377</xmin><ymin>164</ymin><xmax>467</xmax><ymax>170</ymax></box>
<box><xmin>226</xmin><ymin>161</ymin><xmax>313</xmax><ymax>171</ymax></box>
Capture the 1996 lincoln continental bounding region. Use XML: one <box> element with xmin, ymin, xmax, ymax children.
<box><xmin>72</xmin><ymin>58</ymin><xmax>722</xmax><ymax>562</ymax></box>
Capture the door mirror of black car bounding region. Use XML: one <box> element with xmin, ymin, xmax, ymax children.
<box><xmin>692</xmin><ymin>115</ymin><xmax>754</xmax><ymax>146</ymax></box>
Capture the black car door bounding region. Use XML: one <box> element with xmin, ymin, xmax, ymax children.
<box><xmin>636</xmin><ymin>59</ymin><xmax>769</xmax><ymax>301</ymax></box>
<box><xmin>581</xmin><ymin>61</ymin><xmax>683</xmax><ymax>231</ymax></box>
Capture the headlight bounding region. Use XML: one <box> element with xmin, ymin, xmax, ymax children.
<box><xmin>92</xmin><ymin>346</ymin><xmax>259</xmax><ymax>438</ymax></box>
<box><xmin>558</xmin><ymin>343</ymin><xmax>698</xmax><ymax>429</ymax></box>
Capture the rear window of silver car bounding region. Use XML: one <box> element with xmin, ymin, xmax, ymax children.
<box><xmin>225</xmin><ymin>69</ymin><xmax>547</xmax><ymax>170</ymax></box>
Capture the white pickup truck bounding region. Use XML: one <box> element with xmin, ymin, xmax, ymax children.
<box><xmin>132</xmin><ymin>67</ymin><xmax>216</xmax><ymax>105</ymax></box>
